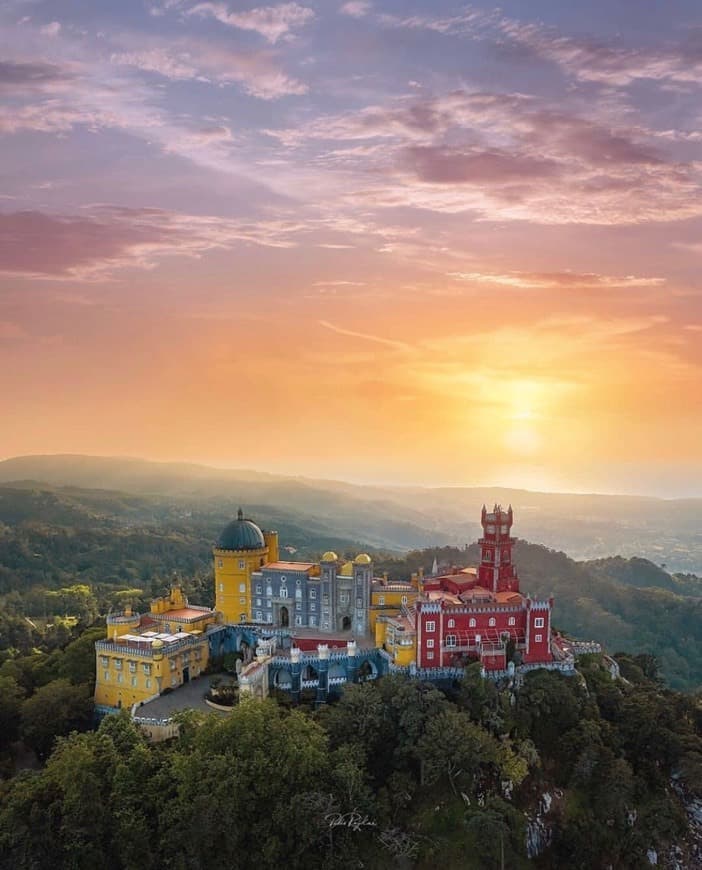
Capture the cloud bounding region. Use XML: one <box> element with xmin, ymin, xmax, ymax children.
<box><xmin>498</xmin><ymin>20</ymin><xmax>702</xmax><ymax>88</ymax></box>
<box><xmin>40</xmin><ymin>21</ymin><xmax>62</xmax><ymax>37</ymax></box>
<box><xmin>339</xmin><ymin>1</ymin><xmax>371</xmax><ymax>18</ymax></box>
<box><xmin>318</xmin><ymin>320</ymin><xmax>410</xmax><ymax>350</ymax></box>
<box><xmin>110</xmin><ymin>40</ymin><xmax>308</xmax><ymax>98</ymax></box>
<box><xmin>272</xmin><ymin>89</ymin><xmax>702</xmax><ymax>225</ymax></box>
<box><xmin>187</xmin><ymin>2</ymin><xmax>314</xmax><ymax>43</ymax></box>
<box><xmin>403</xmin><ymin>145</ymin><xmax>561</xmax><ymax>184</ymax></box>
<box><xmin>0</xmin><ymin>60</ymin><xmax>74</xmax><ymax>91</ymax></box>
<box><xmin>448</xmin><ymin>271</ymin><xmax>666</xmax><ymax>290</ymax></box>
<box><xmin>0</xmin><ymin>207</ymin><xmax>307</xmax><ymax>280</ymax></box>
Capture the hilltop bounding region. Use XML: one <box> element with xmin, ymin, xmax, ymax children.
<box><xmin>0</xmin><ymin>475</ymin><xmax>700</xmax><ymax>690</ymax></box>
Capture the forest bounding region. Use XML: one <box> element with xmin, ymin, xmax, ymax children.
<box><xmin>0</xmin><ymin>652</ymin><xmax>700</xmax><ymax>869</ymax></box>
<box><xmin>0</xmin><ymin>479</ymin><xmax>701</xmax><ymax>866</ymax></box>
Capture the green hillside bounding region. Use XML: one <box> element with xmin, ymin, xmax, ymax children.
<box><xmin>0</xmin><ymin>479</ymin><xmax>700</xmax><ymax>690</ymax></box>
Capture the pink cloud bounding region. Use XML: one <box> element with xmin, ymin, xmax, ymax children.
<box><xmin>110</xmin><ymin>40</ymin><xmax>308</xmax><ymax>98</ymax></box>
<box><xmin>498</xmin><ymin>21</ymin><xmax>702</xmax><ymax>87</ymax></box>
<box><xmin>0</xmin><ymin>207</ymin><xmax>306</xmax><ymax>280</ymax></box>
<box><xmin>187</xmin><ymin>2</ymin><xmax>314</xmax><ymax>43</ymax></box>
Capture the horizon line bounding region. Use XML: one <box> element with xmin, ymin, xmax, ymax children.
<box><xmin>1</xmin><ymin>451</ymin><xmax>701</xmax><ymax>502</ymax></box>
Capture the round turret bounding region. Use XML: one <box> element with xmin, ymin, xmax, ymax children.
<box><xmin>216</xmin><ymin>508</ymin><xmax>266</xmax><ymax>551</ymax></box>
<box><xmin>321</xmin><ymin>551</ymin><xmax>338</xmax><ymax>562</ymax></box>
<box><xmin>354</xmin><ymin>553</ymin><xmax>372</xmax><ymax>565</ymax></box>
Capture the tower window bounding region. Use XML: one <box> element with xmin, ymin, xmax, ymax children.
<box><xmin>256</xmin><ymin>584</ymin><xmax>262</xmax><ymax>594</ymax></box>
<box><xmin>508</xmin><ymin>617</ymin><xmax>515</xmax><ymax>626</ymax></box>
<box><xmin>218</xmin><ymin>583</ymin><xmax>224</xmax><ymax>592</ymax></box>
<box><xmin>535</xmin><ymin>634</ymin><xmax>543</xmax><ymax>643</ymax></box>
<box><xmin>426</xmin><ymin>621</ymin><xmax>436</xmax><ymax>632</ymax></box>
<box><xmin>489</xmin><ymin>618</ymin><xmax>496</xmax><ymax>627</ymax></box>
<box><xmin>239</xmin><ymin>560</ymin><xmax>246</xmax><ymax>570</ymax></box>
<box><xmin>469</xmin><ymin>618</ymin><xmax>476</xmax><ymax>628</ymax></box>
<box><xmin>401</xmin><ymin>595</ymin><xmax>408</xmax><ymax>604</ymax></box>
<box><xmin>239</xmin><ymin>583</ymin><xmax>246</xmax><ymax>593</ymax></box>
<box><xmin>534</xmin><ymin>617</ymin><xmax>545</xmax><ymax>628</ymax></box>
<box><xmin>378</xmin><ymin>595</ymin><xmax>385</xmax><ymax>605</ymax></box>
<box><xmin>447</xmin><ymin>619</ymin><xmax>455</xmax><ymax>628</ymax></box>
<box><xmin>217</xmin><ymin>560</ymin><xmax>223</xmax><ymax>568</ymax></box>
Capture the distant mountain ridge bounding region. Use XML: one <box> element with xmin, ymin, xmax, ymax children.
<box><xmin>1</xmin><ymin>454</ymin><xmax>701</xmax><ymax>571</ymax></box>
<box><xmin>0</xmin><ymin>473</ymin><xmax>700</xmax><ymax>689</ymax></box>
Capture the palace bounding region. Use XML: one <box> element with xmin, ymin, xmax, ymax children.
<box><xmin>94</xmin><ymin>503</ymin><xmax>558</xmax><ymax>713</ymax></box>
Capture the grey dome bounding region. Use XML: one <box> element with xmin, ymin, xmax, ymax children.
<box><xmin>216</xmin><ymin>509</ymin><xmax>265</xmax><ymax>551</ymax></box>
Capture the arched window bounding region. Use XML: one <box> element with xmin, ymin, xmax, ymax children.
<box><xmin>469</xmin><ymin>618</ymin><xmax>476</xmax><ymax>628</ymax></box>
<box><xmin>448</xmin><ymin>618</ymin><xmax>455</xmax><ymax>628</ymax></box>
<box><xmin>489</xmin><ymin>617</ymin><xmax>496</xmax><ymax>627</ymax></box>
<box><xmin>266</xmin><ymin>584</ymin><xmax>273</xmax><ymax>597</ymax></box>
<box><xmin>508</xmin><ymin>616</ymin><xmax>515</xmax><ymax>626</ymax></box>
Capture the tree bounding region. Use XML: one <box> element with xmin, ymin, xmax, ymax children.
<box><xmin>20</xmin><ymin>679</ymin><xmax>93</xmax><ymax>760</ymax></box>
<box><xmin>0</xmin><ymin>675</ymin><xmax>24</xmax><ymax>751</ymax></box>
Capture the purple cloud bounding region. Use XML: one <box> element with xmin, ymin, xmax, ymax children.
<box><xmin>0</xmin><ymin>207</ymin><xmax>304</xmax><ymax>280</ymax></box>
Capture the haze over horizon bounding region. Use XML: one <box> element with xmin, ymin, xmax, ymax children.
<box><xmin>2</xmin><ymin>1</ymin><xmax>702</xmax><ymax>497</ymax></box>
<box><xmin>2</xmin><ymin>451</ymin><xmax>702</xmax><ymax>501</ymax></box>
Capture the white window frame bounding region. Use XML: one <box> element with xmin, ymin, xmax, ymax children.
<box><xmin>426</xmin><ymin>620</ymin><xmax>436</xmax><ymax>632</ymax></box>
<box><xmin>469</xmin><ymin>618</ymin><xmax>476</xmax><ymax>628</ymax></box>
<box><xmin>426</xmin><ymin>639</ymin><xmax>435</xmax><ymax>649</ymax></box>
<box><xmin>534</xmin><ymin>617</ymin><xmax>545</xmax><ymax>628</ymax></box>
<box><xmin>508</xmin><ymin>616</ymin><xmax>515</xmax><ymax>626</ymax></box>
<box><xmin>445</xmin><ymin>634</ymin><xmax>457</xmax><ymax>648</ymax></box>
<box><xmin>447</xmin><ymin>619</ymin><xmax>455</xmax><ymax>628</ymax></box>
<box><xmin>489</xmin><ymin>617</ymin><xmax>496</xmax><ymax>627</ymax></box>
<box><xmin>535</xmin><ymin>633</ymin><xmax>543</xmax><ymax>643</ymax></box>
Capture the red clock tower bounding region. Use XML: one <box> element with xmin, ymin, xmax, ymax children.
<box><xmin>477</xmin><ymin>504</ymin><xmax>519</xmax><ymax>594</ymax></box>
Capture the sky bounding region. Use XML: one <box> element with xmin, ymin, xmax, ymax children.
<box><xmin>1</xmin><ymin>0</ymin><xmax>702</xmax><ymax>496</ymax></box>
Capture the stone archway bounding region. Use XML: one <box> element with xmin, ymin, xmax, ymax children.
<box><xmin>342</xmin><ymin>616</ymin><xmax>351</xmax><ymax>630</ymax></box>
<box><xmin>280</xmin><ymin>606</ymin><xmax>289</xmax><ymax>628</ymax></box>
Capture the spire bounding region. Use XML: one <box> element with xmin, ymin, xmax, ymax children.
<box><xmin>432</xmin><ymin>555</ymin><xmax>439</xmax><ymax>576</ymax></box>
<box><xmin>237</xmin><ymin>507</ymin><xmax>244</xmax><ymax>521</ymax></box>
